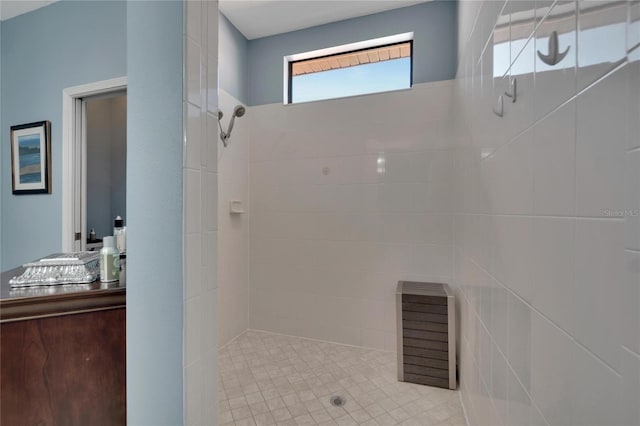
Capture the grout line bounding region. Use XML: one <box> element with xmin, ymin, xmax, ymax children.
<box><xmin>460</xmin><ymin>249</ymin><xmax>623</xmax><ymax>377</ymax></box>
<box><xmin>480</xmin><ymin>58</ymin><xmax>627</xmax><ymax>164</ymax></box>
<box><xmin>244</xmin><ymin>328</ymin><xmax>397</xmax><ymax>354</ymax></box>
<box><xmin>248</xmin><ymin>147</ymin><xmax>457</xmax><ymax>165</ymax></box>
<box><xmin>453</xmin><ymin>212</ymin><xmax>625</xmax><ymax>221</ymax></box>
<box><xmin>458</xmin><ymin>387</ymin><xmax>472</xmax><ymax>426</ymax></box>
<box><xmin>218</xmin><ymin>329</ymin><xmax>249</xmax><ymax>352</ymax></box>
<box><xmin>629</xmin><ymin>146</ymin><xmax>640</xmax><ymax>154</ymax></box>
<box><xmin>622</xmin><ymin>345</ymin><xmax>640</xmax><ymax>360</ymax></box>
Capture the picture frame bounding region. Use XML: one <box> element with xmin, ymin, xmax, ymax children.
<box><xmin>10</xmin><ymin>120</ymin><xmax>51</xmax><ymax>195</ymax></box>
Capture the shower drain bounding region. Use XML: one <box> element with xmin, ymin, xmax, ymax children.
<box><xmin>329</xmin><ymin>395</ymin><xmax>346</xmax><ymax>407</ymax></box>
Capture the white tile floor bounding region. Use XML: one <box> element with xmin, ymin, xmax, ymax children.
<box><xmin>218</xmin><ymin>331</ymin><xmax>466</xmax><ymax>426</ymax></box>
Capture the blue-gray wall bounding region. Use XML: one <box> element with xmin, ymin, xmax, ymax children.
<box><xmin>0</xmin><ymin>1</ymin><xmax>126</xmax><ymax>270</ymax></box>
<box><xmin>246</xmin><ymin>1</ymin><xmax>457</xmax><ymax>106</ymax></box>
<box><xmin>127</xmin><ymin>1</ymin><xmax>184</xmax><ymax>423</ymax></box>
<box><xmin>219</xmin><ymin>13</ymin><xmax>248</xmax><ymax>104</ymax></box>
<box><xmin>1</xmin><ymin>20</ymin><xmax>3</xmax><ymax>270</ymax></box>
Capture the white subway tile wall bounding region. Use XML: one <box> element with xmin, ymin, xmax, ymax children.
<box><xmin>454</xmin><ymin>1</ymin><xmax>639</xmax><ymax>425</ymax></box>
<box><xmin>184</xmin><ymin>1</ymin><xmax>219</xmax><ymax>424</ymax></box>
<box><xmin>218</xmin><ymin>88</ymin><xmax>250</xmax><ymax>347</ymax></box>
<box><xmin>247</xmin><ymin>82</ymin><xmax>456</xmax><ymax>351</ymax></box>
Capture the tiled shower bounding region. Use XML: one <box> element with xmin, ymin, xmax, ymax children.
<box><xmin>453</xmin><ymin>1</ymin><xmax>639</xmax><ymax>425</ymax></box>
<box><xmin>209</xmin><ymin>1</ymin><xmax>639</xmax><ymax>425</ymax></box>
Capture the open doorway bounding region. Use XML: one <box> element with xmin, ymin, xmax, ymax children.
<box><xmin>61</xmin><ymin>77</ymin><xmax>127</xmax><ymax>252</ymax></box>
<box><xmin>84</xmin><ymin>92</ymin><xmax>127</xmax><ymax>250</ymax></box>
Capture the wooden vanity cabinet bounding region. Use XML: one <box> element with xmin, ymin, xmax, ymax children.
<box><xmin>1</xmin><ymin>268</ymin><xmax>126</xmax><ymax>426</ymax></box>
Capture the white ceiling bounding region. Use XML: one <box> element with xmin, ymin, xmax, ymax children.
<box><xmin>0</xmin><ymin>0</ymin><xmax>429</xmax><ymax>38</ymax></box>
<box><xmin>219</xmin><ymin>0</ymin><xmax>430</xmax><ymax>40</ymax></box>
<box><xmin>0</xmin><ymin>0</ymin><xmax>58</xmax><ymax>21</ymax></box>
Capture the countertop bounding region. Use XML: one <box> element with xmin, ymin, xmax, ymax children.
<box><xmin>1</xmin><ymin>265</ymin><xmax>126</xmax><ymax>323</ymax></box>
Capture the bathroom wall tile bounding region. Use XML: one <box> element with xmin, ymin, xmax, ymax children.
<box><xmin>491</xmin><ymin>345</ymin><xmax>509</xmax><ymax>426</ymax></box>
<box><xmin>505</xmin><ymin>38</ymin><xmax>535</xmax><ymax>143</ymax></box>
<box><xmin>203</xmin><ymin>231</ymin><xmax>217</xmax><ymax>290</ymax></box>
<box><xmin>206</xmin><ymin>112</ymin><xmax>218</xmax><ymax>173</ymax></box>
<box><xmin>207</xmin><ymin>55</ymin><xmax>218</xmax><ymax>115</ymax></box>
<box><xmin>185</xmin><ymin>233</ymin><xmax>202</xmax><ymax>300</ymax></box>
<box><xmin>621</xmin><ymin>348</ymin><xmax>640</xmax><ymax>426</ymax></box>
<box><xmin>202</xmin><ymin>346</ymin><xmax>217</xmax><ymax>425</ymax></box>
<box><xmin>569</xmin><ymin>344</ymin><xmax>623</xmax><ymax>426</ymax></box>
<box><xmin>628</xmin><ymin>50</ymin><xmax>640</xmax><ymax>151</ymax></box>
<box><xmin>476</xmin><ymin>321</ymin><xmax>493</xmax><ymax>391</ymax></box>
<box><xmin>623</xmin><ymin>250</ymin><xmax>640</xmax><ymax>354</ymax></box>
<box><xmin>485</xmin><ymin>128</ymin><xmax>533</xmax><ymax>215</ymax></box>
<box><xmin>184</xmin><ymin>2</ymin><xmax>217</xmax><ymax>424</ymax></box>
<box><xmin>492</xmin><ymin>215</ymin><xmax>533</xmax><ymax>300</ymax></box>
<box><xmin>185</xmin><ymin>296</ymin><xmax>202</xmax><ymax>367</ymax></box>
<box><xmin>577</xmin><ymin>0</ymin><xmax>627</xmax><ymax>91</ymax></box>
<box><xmin>627</xmin><ymin>150</ymin><xmax>640</xmax><ymax>251</ymax></box>
<box><xmin>506</xmin><ymin>365</ymin><xmax>534</xmax><ymax>426</ymax></box>
<box><xmin>506</xmin><ymin>292</ymin><xmax>532</xmax><ymax>392</ymax></box>
<box><xmin>530</xmin><ymin>217</ymin><xmax>574</xmax><ymax>333</ymax></box>
<box><xmin>409</xmin><ymin>243</ymin><xmax>453</xmax><ymax>279</ymax></box>
<box><xmin>185</xmin><ymin>169</ymin><xmax>201</xmax><ymax>234</ymax></box>
<box><xmin>185</xmin><ymin>360</ymin><xmax>203</xmax><ymax>426</ymax></box>
<box><xmin>456</xmin><ymin>1</ymin><xmax>633</xmax><ymax>424</ymax></box>
<box><xmin>532</xmin><ymin>100</ymin><xmax>575</xmax><ymax>216</ymax></box>
<box><xmin>248</xmin><ymin>83</ymin><xmax>456</xmax><ymax>351</ymax></box>
<box><xmin>185</xmin><ymin>102</ymin><xmax>202</xmax><ymax>170</ymax></box>
<box><xmin>530</xmin><ymin>312</ymin><xmax>574</xmax><ymax>426</ymax></box>
<box><xmin>575</xmin><ymin>65</ymin><xmax>627</xmax><ymax>217</ymax></box>
<box><xmin>207</xmin><ymin>0</ymin><xmax>218</xmax><ymax>57</ymax></box>
<box><xmin>573</xmin><ymin>218</ymin><xmax>625</xmax><ymax>371</ymax></box>
<box><xmin>186</xmin><ymin>37</ymin><xmax>202</xmax><ymax>108</ymax></box>
<box><xmin>490</xmin><ymin>281</ymin><xmax>509</xmax><ymax>354</ymax></box>
<box><xmin>185</xmin><ymin>0</ymin><xmax>201</xmax><ymax>43</ymax></box>
<box><xmin>202</xmin><ymin>288</ymin><xmax>217</xmax><ymax>351</ymax></box>
<box><xmin>360</xmin><ymin>329</ymin><xmax>395</xmax><ymax>351</ymax></box>
<box><xmin>534</xmin><ymin>1</ymin><xmax>577</xmax><ymax>121</ymax></box>
<box><xmin>206</xmin><ymin>172</ymin><xmax>217</xmax><ymax>232</ymax></box>
<box><xmin>216</xmin><ymin>92</ymin><xmax>248</xmax><ymax>350</ymax></box>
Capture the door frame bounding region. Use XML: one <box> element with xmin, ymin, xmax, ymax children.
<box><xmin>61</xmin><ymin>76</ymin><xmax>127</xmax><ymax>252</ymax></box>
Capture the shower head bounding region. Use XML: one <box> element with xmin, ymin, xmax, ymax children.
<box><xmin>219</xmin><ymin>104</ymin><xmax>247</xmax><ymax>147</ymax></box>
<box><xmin>217</xmin><ymin>109</ymin><xmax>224</xmax><ymax>120</ymax></box>
<box><xmin>233</xmin><ymin>105</ymin><xmax>246</xmax><ymax>117</ymax></box>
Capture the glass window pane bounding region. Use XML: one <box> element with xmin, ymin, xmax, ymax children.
<box><xmin>290</xmin><ymin>54</ymin><xmax>411</xmax><ymax>103</ymax></box>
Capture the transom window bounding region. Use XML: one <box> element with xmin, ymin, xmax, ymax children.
<box><xmin>284</xmin><ymin>33</ymin><xmax>414</xmax><ymax>104</ymax></box>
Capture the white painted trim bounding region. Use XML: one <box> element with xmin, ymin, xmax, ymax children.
<box><xmin>282</xmin><ymin>32</ymin><xmax>414</xmax><ymax>104</ymax></box>
<box><xmin>61</xmin><ymin>77</ymin><xmax>127</xmax><ymax>252</ymax></box>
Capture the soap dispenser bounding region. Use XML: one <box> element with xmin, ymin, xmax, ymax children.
<box><xmin>113</xmin><ymin>216</ymin><xmax>126</xmax><ymax>253</ymax></box>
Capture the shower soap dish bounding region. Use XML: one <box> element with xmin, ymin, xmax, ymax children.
<box><xmin>229</xmin><ymin>200</ymin><xmax>245</xmax><ymax>214</ymax></box>
<box><xmin>9</xmin><ymin>252</ymin><xmax>100</xmax><ymax>288</ymax></box>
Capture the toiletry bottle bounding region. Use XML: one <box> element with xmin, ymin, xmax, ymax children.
<box><xmin>114</xmin><ymin>216</ymin><xmax>126</xmax><ymax>253</ymax></box>
<box><xmin>89</xmin><ymin>228</ymin><xmax>96</xmax><ymax>242</ymax></box>
<box><xmin>100</xmin><ymin>236</ymin><xmax>120</xmax><ymax>282</ymax></box>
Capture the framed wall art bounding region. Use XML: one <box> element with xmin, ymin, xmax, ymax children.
<box><xmin>10</xmin><ymin>121</ymin><xmax>51</xmax><ymax>195</ymax></box>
